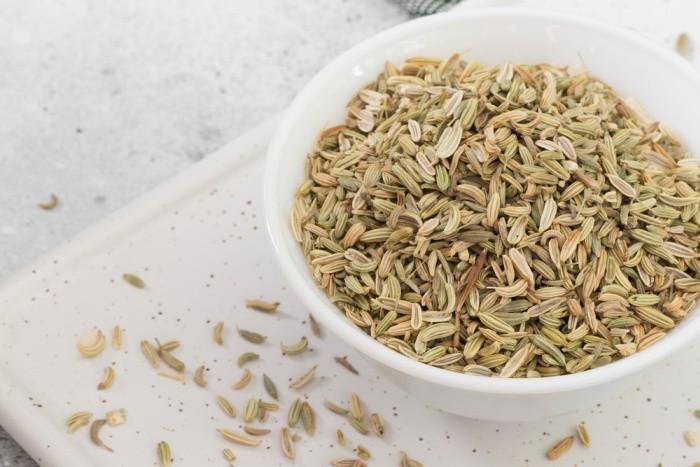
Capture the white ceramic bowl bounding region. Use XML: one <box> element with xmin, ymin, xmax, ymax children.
<box><xmin>264</xmin><ymin>8</ymin><xmax>700</xmax><ymax>421</ymax></box>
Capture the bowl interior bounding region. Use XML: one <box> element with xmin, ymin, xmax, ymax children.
<box><xmin>265</xmin><ymin>8</ymin><xmax>700</xmax><ymax>393</ymax></box>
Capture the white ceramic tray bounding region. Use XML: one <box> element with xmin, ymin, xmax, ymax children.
<box><xmin>1</xmin><ymin>112</ymin><xmax>700</xmax><ymax>467</ymax></box>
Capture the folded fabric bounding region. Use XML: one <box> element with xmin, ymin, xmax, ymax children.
<box><xmin>392</xmin><ymin>0</ymin><xmax>462</xmax><ymax>16</ymax></box>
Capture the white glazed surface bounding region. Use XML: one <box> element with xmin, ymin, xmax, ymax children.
<box><xmin>265</xmin><ymin>8</ymin><xmax>700</xmax><ymax>420</ymax></box>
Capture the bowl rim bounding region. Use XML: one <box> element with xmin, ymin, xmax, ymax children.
<box><xmin>264</xmin><ymin>6</ymin><xmax>700</xmax><ymax>395</ymax></box>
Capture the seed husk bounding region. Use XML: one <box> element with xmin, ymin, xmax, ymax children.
<box><xmin>157</xmin><ymin>441</ymin><xmax>171</xmax><ymax>467</ymax></box>
<box><xmin>111</xmin><ymin>326</ymin><xmax>122</xmax><ymax>350</ymax></box>
<box><xmin>263</xmin><ymin>373</ymin><xmax>279</xmax><ymax>400</ymax></box>
<box><xmin>280</xmin><ymin>336</ymin><xmax>309</xmax><ymax>355</ymax></box>
<box><xmin>237</xmin><ymin>352</ymin><xmax>259</xmax><ymax>368</ymax></box>
<box><xmin>106</xmin><ymin>409</ymin><xmax>127</xmax><ymax>426</ymax></box>
<box><xmin>301</xmin><ymin>402</ymin><xmax>316</xmax><ymax>436</ymax></box>
<box><xmin>288</xmin><ymin>398</ymin><xmax>302</xmax><ymax>427</ymax></box>
<box><xmin>309</xmin><ymin>313</ymin><xmax>322</xmax><ymax>338</ymax></box>
<box><xmin>216</xmin><ymin>395</ymin><xmax>236</xmax><ymax>418</ymax></box>
<box><xmin>217</xmin><ymin>428</ymin><xmax>261</xmax><ymax>446</ymax></box>
<box><xmin>122</xmin><ymin>273</ymin><xmax>145</xmax><ymax>289</ymax></box>
<box><xmin>232</xmin><ymin>368</ymin><xmax>253</xmax><ymax>389</ymax></box>
<box><xmin>577</xmin><ymin>422</ymin><xmax>590</xmax><ymax>447</ymax></box>
<box><xmin>370</xmin><ymin>413</ymin><xmax>385</xmax><ymax>437</ymax></box>
<box><xmin>213</xmin><ymin>321</ymin><xmax>224</xmax><ymax>345</ymax></box>
<box><xmin>38</xmin><ymin>193</ymin><xmax>58</xmax><ymax>210</ymax></box>
<box><xmin>685</xmin><ymin>430</ymin><xmax>698</xmax><ymax>447</ymax></box>
<box><xmin>546</xmin><ymin>436</ymin><xmax>573</xmax><ymax>460</ymax></box>
<box><xmin>289</xmin><ymin>365</ymin><xmax>318</xmax><ymax>389</ymax></box>
<box><xmin>90</xmin><ymin>419</ymin><xmax>113</xmax><ymax>452</ymax></box>
<box><xmin>334</xmin><ymin>356</ymin><xmax>359</xmax><ymax>375</ymax></box>
<box><xmin>97</xmin><ymin>366</ymin><xmax>115</xmax><ymax>390</ymax></box>
<box><xmin>65</xmin><ymin>411</ymin><xmax>92</xmax><ymax>434</ymax></box>
<box><xmin>78</xmin><ymin>329</ymin><xmax>106</xmax><ymax>357</ymax></box>
<box><xmin>245</xmin><ymin>299</ymin><xmax>279</xmax><ymax>312</ymax></box>
<box><xmin>194</xmin><ymin>365</ymin><xmax>207</xmax><ymax>387</ymax></box>
<box><xmin>280</xmin><ymin>427</ymin><xmax>295</xmax><ymax>460</ymax></box>
<box><xmin>237</xmin><ymin>327</ymin><xmax>267</xmax><ymax>344</ymax></box>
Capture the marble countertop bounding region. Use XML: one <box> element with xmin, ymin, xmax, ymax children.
<box><xmin>0</xmin><ymin>1</ymin><xmax>409</xmax><ymax>464</ymax></box>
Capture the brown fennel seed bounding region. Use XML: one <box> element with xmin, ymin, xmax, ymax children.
<box><xmin>546</xmin><ymin>436</ymin><xmax>573</xmax><ymax>460</ymax></box>
<box><xmin>194</xmin><ymin>365</ymin><xmax>207</xmax><ymax>387</ymax></box>
<box><xmin>232</xmin><ymin>368</ymin><xmax>252</xmax><ymax>389</ymax></box>
<box><xmin>65</xmin><ymin>411</ymin><xmax>92</xmax><ymax>434</ymax></box>
<box><xmin>577</xmin><ymin>422</ymin><xmax>590</xmax><ymax>447</ymax></box>
<box><xmin>334</xmin><ymin>356</ymin><xmax>359</xmax><ymax>375</ymax></box>
<box><xmin>97</xmin><ymin>366</ymin><xmax>115</xmax><ymax>390</ymax></box>
<box><xmin>243</xmin><ymin>426</ymin><xmax>270</xmax><ymax>436</ymax></box>
<box><xmin>309</xmin><ymin>313</ymin><xmax>322</xmax><ymax>338</ymax></box>
<box><xmin>370</xmin><ymin>413</ymin><xmax>385</xmax><ymax>437</ymax></box>
<box><xmin>289</xmin><ymin>365</ymin><xmax>318</xmax><ymax>389</ymax></box>
<box><xmin>122</xmin><ymin>273</ymin><xmax>145</xmax><ymax>289</ymax></box>
<box><xmin>78</xmin><ymin>329</ymin><xmax>106</xmax><ymax>357</ymax></box>
<box><xmin>263</xmin><ymin>373</ymin><xmax>279</xmax><ymax>400</ymax></box>
<box><xmin>111</xmin><ymin>326</ymin><xmax>122</xmax><ymax>350</ymax></box>
<box><xmin>245</xmin><ymin>299</ymin><xmax>279</xmax><ymax>312</ymax></box>
<box><xmin>90</xmin><ymin>419</ymin><xmax>113</xmax><ymax>452</ymax></box>
<box><xmin>213</xmin><ymin>321</ymin><xmax>224</xmax><ymax>345</ymax></box>
<box><xmin>356</xmin><ymin>445</ymin><xmax>371</xmax><ymax>460</ymax></box>
<box><xmin>217</xmin><ymin>428</ymin><xmax>261</xmax><ymax>446</ymax></box>
<box><xmin>38</xmin><ymin>193</ymin><xmax>58</xmax><ymax>210</ymax></box>
<box><xmin>280</xmin><ymin>427</ymin><xmax>295</xmax><ymax>460</ymax></box>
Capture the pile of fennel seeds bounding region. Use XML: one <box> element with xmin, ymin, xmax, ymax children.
<box><xmin>291</xmin><ymin>54</ymin><xmax>700</xmax><ymax>378</ymax></box>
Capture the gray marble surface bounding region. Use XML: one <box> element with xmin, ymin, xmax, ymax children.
<box><xmin>0</xmin><ymin>1</ymin><xmax>409</xmax><ymax>464</ymax></box>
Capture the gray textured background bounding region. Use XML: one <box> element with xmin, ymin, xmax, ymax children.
<box><xmin>0</xmin><ymin>1</ymin><xmax>409</xmax><ymax>464</ymax></box>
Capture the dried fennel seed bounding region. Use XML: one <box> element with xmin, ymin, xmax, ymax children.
<box><xmin>140</xmin><ymin>340</ymin><xmax>160</xmax><ymax>368</ymax></box>
<box><xmin>213</xmin><ymin>321</ymin><xmax>224</xmax><ymax>345</ymax></box>
<box><xmin>370</xmin><ymin>412</ymin><xmax>385</xmax><ymax>437</ymax></box>
<box><xmin>400</xmin><ymin>451</ymin><xmax>423</xmax><ymax>467</ymax></box>
<box><xmin>331</xmin><ymin>458</ymin><xmax>367</xmax><ymax>467</ymax></box>
<box><xmin>694</xmin><ymin>409</ymin><xmax>700</xmax><ymax>419</ymax></box>
<box><xmin>217</xmin><ymin>428</ymin><xmax>261</xmax><ymax>446</ymax></box>
<box><xmin>90</xmin><ymin>419</ymin><xmax>113</xmax><ymax>452</ymax></box>
<box><xmin>280</xmin><ymin>336</ymin><xmax>309</xmax><ymax>355</ymax></box>
<box><xmin>686</xmin><ymin>430</ymin><xmax>698</xmax><ymax>447</ymax></box>
<box><xmin>546</xmin><ymin>436</ymin><xmax>574</xmax><ymax>460</ymax></box>
<box><xmin>216</xmin><ymin>395</ymin><xmax>237</xmax><ymax>418</ymax></box>
<box><xmin>158</xmin><ymin>371</ymin><xmax>185</xmax><ymax>382</ymax></box>
<box><xmin>677</xmin><ymin>33</ymin><xmax>691</xmax><ymax>59</ymax></box>
<box><xmin>156</xmin><ymin>339</ymin><xmax>185</xmax><ymax>372</ymax></box>
<box><xmin>159</xmin><ymin>340</ymin><xmax>180</xmax><ymax>351</ymax></box>
<box><xmin>334</xmin><ymin>356</ymin><xmax>359</xmax><ymax>375</ymax></box>
<box><xmin>238</xmin><ymin>327</ymin><xmax>267</xmax><ymax>344</ymax></box>
<box><xmin>577</xmin><ymin>422</ymin><xmax>590</xmax><ymax>447</ymax></box>
<box><xmin>245</xmin><ymin>299</ymin><xmax>279</xmax><ymax>312</ymax></box>
<box><xmin>349</xmin><ymin>393</ymin><xmax>364</xmax><ymax>421</ymax></box>
<box><xmin>301</xmin><ymin>401</ymin><xmax>316</xmax><ymax>436</ymax></box>
<box><xmin>194</xmin><ymin>365</ymin><xmax>207</xmax><ymax>387</ymax></box>
<box><xmin>122</xmin><ymin>273</ymin><xmax>145</xmax><ymax>289</ymax></box>
<box><xmin>65</xmin><ymin>411</ymin><xmax>92</xmax><ymax>434</ymax></box>
<box><xmin>280</xmin><ymin>427</ymin><xmax>296</xmax><ymax>460</ymax></box>
<box><xmin>78</xmin><ymin>329</ymin><xmax>106</xmax><ymax>357</ymax></box>
<box><xmin>157</xmin><ymin>441</ymin><xmax>171</xmax><ymax>467</ymax></box>
<box><xmin>232</xmin><ymin>368</ymin><xmax>253</xmax><ymax>389</ymax></box>
<box><xmin>336</xmin><ymin>428</ymin><xmax>346</xmax><ymax>446</ymax></box>
<box><xmin>263</xmin><ymin>373</ymin><xmax>279</xmax><ymax>400</ymax></box>
<box><xmin>324</xmin><ymin>400</ymin><xmax>350</xmax><ymax>415</ymax></box>
<box><xmin>237</xmin><ymin>352</ymin><xmax>259</xmax><ymax>368</ymax></box>
<box><xmin>348</xmin><ymin>416</ymin><xmax>369</xmax><ymax>435</ymax></box>
<box><xmin>356</xmin><ymin>445</ymin><xmax>371</xmax><ymax>460</ymax></box>
<box><xmin>290</xmin><ymin>365</ymin><xmax>318</xmax><ymax>389</ymax></box>
<box><xmin>97</xmin><ymin>366</ymin><xmax>115</xmax><ymax>390</ymax></box>
<box><xmin>309</xmin><ymin>313</ymin><xmax>322</xmax><ymax>337</ymax></box>
<box><xmin>38</xmin><ymin>193</ymin><xmax>58</xmax><ymax>210</ymax></box>
<box><xmin>243</xmin><ymin>398</ymin><xmax>259</xmax><ymax>423</ymax></box>
<box><xmin>292</xmin><ymin>55</ymin><xmax>700</xmax><ymax>378</ymax></box>
<box><xmin>288</xmin><ymin>398</ymin><xmax>302</xmax><ymax>427</ymax></box>
<box><xmin>111</xmin><ymin>326</ymin><xmax>122</xmax><ymax>350</ymax></box>
<box><xmin>243</xmin><ymin>426</ymin><xmax>271</xmax><ymax>436</ymax></box>
<box><xmin>222</xmin><ymin>448</ymin><xmax>236</xmax><ymax>462</ymax></box>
